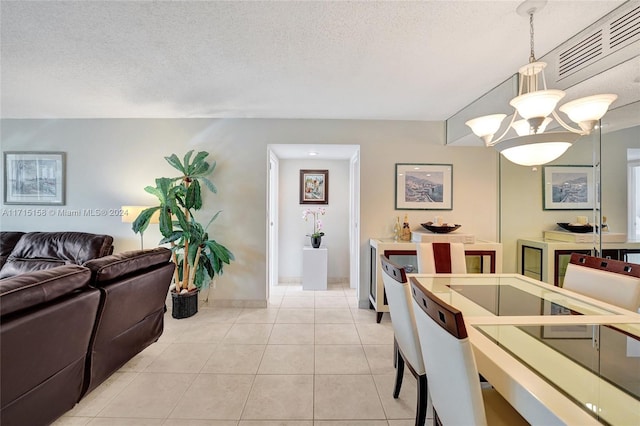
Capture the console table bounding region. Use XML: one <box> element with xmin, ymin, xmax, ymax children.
<box><xmin>369</xmin><ymin>238</ymin><xmax>502</xmax><ymax>322</ymax></box>
<box><xmin>302</xmin><ymin>246</ymin><xmax>327</xmax><ymax>290</ymax></box>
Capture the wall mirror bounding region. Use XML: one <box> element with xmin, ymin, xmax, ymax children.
<box><xmin>499</xmin><ymin>100</ymin><xmax>640</xmax><ymax>286</ymax></box>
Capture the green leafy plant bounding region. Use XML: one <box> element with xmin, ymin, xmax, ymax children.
<box><xmin>132</xmin><ymin>150</ymin><xmax>234</xmax><ymax>293</ymax></box>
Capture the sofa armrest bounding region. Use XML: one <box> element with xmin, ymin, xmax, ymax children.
<box><xmin>0</xmin><ymin>265</ymin><xmax>92</xmax><ymax>317</ymax></box>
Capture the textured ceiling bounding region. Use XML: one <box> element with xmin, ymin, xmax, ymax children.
<box><xmin>0</xmin><ymin>0</ymin><xmax>630</xmax><ymax>120</ymax></box>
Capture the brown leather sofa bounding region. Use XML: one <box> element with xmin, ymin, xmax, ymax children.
<box><xmin>0</xmin><ymin>233</ymin><xmax>175</xmax><ymax>426</ymax></box>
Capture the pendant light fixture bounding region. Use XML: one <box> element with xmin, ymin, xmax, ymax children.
<box><xmin>465</xmin><ymin>0</ymin><xmax>617</xmax><ymax>167</ymax></box>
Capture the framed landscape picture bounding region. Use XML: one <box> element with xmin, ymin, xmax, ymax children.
<box><xmin>395</xmin><ymin>163</ymin><xmax>452</xmax><ymax>210</ymax></box>
<box><xmin>543</xmin><ymin>165</ymin><xmax>594</xmax><ymax>210</ymax></box>
<box><xmin>3</xmin><ymin>151</ymin><xmax>66</xmax><ymax>205</ymax></box>
<box><xmin>300</xmin><ymin>169</ymin><xmax>328</xmax><ymax>204</ymax></box>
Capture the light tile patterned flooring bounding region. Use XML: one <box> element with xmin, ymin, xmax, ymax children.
<box><xmin>55</xmin><ymin>283</ymin><xmax>427</xmax><ymax>426</ymax></box>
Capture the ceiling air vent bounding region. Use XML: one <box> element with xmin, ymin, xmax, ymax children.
<box><xmin>548</xmin><ymin>2</ymin><xmax>640</xmax><ymax>85</ymax></box>
<box><xmin>558</xmin><ymin>30</ymin><xmax>603</xmax><ymax>78</ymax></box>
<box><xmin>609</xmin><ymin>4</ymin><xmax>640</xmax><ymax>49</ymax></box>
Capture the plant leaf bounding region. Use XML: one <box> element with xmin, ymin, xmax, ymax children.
<box><xmin>190</xmin><ymin>151</ymin><xmax>209</xmax><ymax>170</ymax></box>
<box><xmin>131</xmin><ymin>206</ymin><xmax>159</xmax><ymax>234</ymax></box>
<box><xmin>201</xmin><ymin>177</ymin><xmax>217</xmax><ymax>194</ymax></box>
<box><xmin>190</xmin><ymin>160</ymin><xmax>209</xmax><ymax>176</ymax></box>
<box><xmin>165</xmin><ymin>154</ymin><xmax>185</xmax><ymax>174</ymax></box>
<box><xmin>173</xmin><ymin>207</ymin><xmax>190</xmax><ymax>239</ymax></box>
<box><xmin>159</xmin><ymin>231</ymin><xmax>182</xmax><ymax>244</ymax></box>
<box><xmin>159</xmin><ymin>207</ymin><xmax>173</xmax><ymax>236</ymax></box>
<box><xmin>183</xmin><ymin>150</ymin><xmax>194</xmax><ymax>171</ymax></box>
<box><xmin>185</xmin><ymin>179</ymin><xmax>202</xmax><ymax>210</ymax></box>
<box><xmin>143</xmin><ymin>186</ymin><xmax>165</xmax><ymax>204</ymax></box>
<box><xmin>204</xmin><ymin>210</ymin><xmax>222</xmax><ymax>230</ymax></box>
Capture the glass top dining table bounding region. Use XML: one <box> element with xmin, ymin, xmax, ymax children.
<box><xmin>409</xmin><ymin>273</ymin><xmax>640</xmax><ymax>425</ymax></box>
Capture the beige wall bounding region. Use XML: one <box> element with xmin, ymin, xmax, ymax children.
<box><xmin>1</xmin><ymin>118</ymin><xmax>499</xmax><ymax>306</ymax></box>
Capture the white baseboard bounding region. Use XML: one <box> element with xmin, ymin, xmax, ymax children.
<box><xmin>278</xmin><ymin>276</ymin><xmax>349</xmax><ymax>285</ymax></box>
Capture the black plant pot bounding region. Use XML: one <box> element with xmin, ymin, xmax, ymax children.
<box><xmin>311</xmin><ymin>236</ymin><xmax>322</xmax><ymax>248</ymax></box>
<box><xmin>171</xmin><ymin>290</ymin><xmax>198</xmax><ymax>319</ymax></box>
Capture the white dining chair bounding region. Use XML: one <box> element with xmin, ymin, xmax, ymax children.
<box><xmin>416</xmin><ymin>242</ymin><xmax>467</xmax><ymax>274</ymax></box>
<box><xmin>410</xmin><ymin>277</ymin><xmax>528</xmax><ymax>426</ymax></box>
<box><xmin>380</xmin><ymin>255</ymin><xmax>429</xmax><ymax>426</ymax></box>
<box><xmin>564</xmin><ymin>253</ymin><xmax>640</xmax><ymax>312</ymax></box>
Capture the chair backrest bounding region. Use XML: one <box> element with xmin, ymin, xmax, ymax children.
<box><xmin>410</xmin><ymin>277</ymin><xmax>488</xmax><ymax>426</ymax></box>
<box><xmin>416</xmin><ymin>242</ymin><xmax>467</xmax><ymax>274</ymax></box>
<box><xmin>564</xmin><ymin>253</ymin><xmax>640</xmax><ymax>312</ymax></box>
<box><xmin>380</xmin><ymin>255</ymin><xmax>425</xmax><ymax>375</ymax></box>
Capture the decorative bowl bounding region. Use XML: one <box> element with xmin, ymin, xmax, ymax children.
<box><xmin>557</xmin><ymin>222</ymin><xmax>594</xmax><ymax>233</ymax></box>
<box><xmin>421</xmin><ymin>222</ymin><xmax>462</xmax><ymax>234</ymax></box>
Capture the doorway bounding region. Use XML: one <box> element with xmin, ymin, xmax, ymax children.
<box><xmin>267</xmin><ymin>144</ymin><xmax>360</xmax><ymax>299</ymax></box>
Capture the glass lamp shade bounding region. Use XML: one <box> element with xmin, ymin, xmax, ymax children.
<box><xmin>512</xmin><ymin>117</ymin><xmax>553</xmax><ymax>136</ymax></box>
<box><xmin>501</xmin><ymin>142</ymin><xmax>571</xmax><ymax>166</ymax></box>
<box><xmin>559</xmin><ymin>94</ymin><xmax>618</xmax><ymax>123</ymax></box>
<box><xmin>509</xmin><ymin>90</ymin><xmax>565</xmax><ymax>119</ymax></box>
<box><xmin>465</xmin><ymin>114</ymin><xmax>506</xmax><ymax>138</ymax></box>
<box><xmin>494</xmin><ymin>132</ymin><xmax>581</xmax><ymax>166</ymax></box>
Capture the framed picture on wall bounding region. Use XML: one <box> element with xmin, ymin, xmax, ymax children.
<box><xmin>3</xmin><ymin>151</ymin><xmax>66</xmax><ymax>205</ymax></box>
<box><xmin>395</xmin><ymin>163</ymin><xmax>453</xmax><ymax>210</ymax></box>
<box><xmin>300</xmin><ymin>169</ymin><xmax>328</xmax><ymax>204</ymax></box>
<box><xmin>543</xmin><ymin>165</ymin><xmax>594</xmax><ymax>210</ymax></box>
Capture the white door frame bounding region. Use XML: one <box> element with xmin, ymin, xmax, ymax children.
<box><xmin>349</xmin><ymin>152</ymin><xmax>360</xmax><ymax>289</ymax></box>
<box><xmin>267</xmin><ymin>151</ymin><xmax>279</xmax><ymax>293</ymax></box>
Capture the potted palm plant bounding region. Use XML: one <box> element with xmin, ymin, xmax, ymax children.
<box><xmin>132</xmin><ymin>150</ymin><xmax>234</xmax><ymax>318</ymax></box>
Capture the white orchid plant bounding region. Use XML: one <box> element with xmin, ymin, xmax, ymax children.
<box><xmin>302</xmin><ymin>207</ymin><xmax>326</xmax><ymax>238</ymax></box>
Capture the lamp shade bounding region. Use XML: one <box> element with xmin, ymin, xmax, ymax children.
<box><xmin>559</xmin><ymin>94</ymin><xmax>618</xmax><ymax>124</ymax></box>
<box><xmin>509</xmin><ymin>90</ymin><xmax>565</xmax><ymax>119</ymax></box>
<box><xmin>495</xmin><ymin>132</ymin><xmax>580</xmax><ymax>166</ymax></box>
<box><xmin>465</xmin><ymin>114</ymin><xmax>506</xmax><ymax>139</ymax></box>
<box><xmin>121</xmin><ymin>206</ymin><xmax>159</xmax><ymax>224</ymax></box>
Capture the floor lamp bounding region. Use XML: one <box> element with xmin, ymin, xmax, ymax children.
<box><xmin>121</xmin><ymin>205</ymin><xmax>159</xmax><ymax>249</ymax></box>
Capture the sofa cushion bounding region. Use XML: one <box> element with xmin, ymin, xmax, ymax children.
<box><xmin>84</xmin><ymin>247</ymin><xmax>172</xmax><ymax>284</ymax></box>
<box><xmin>0</xmin><ymin>232</ymin><xmax>113</xmax><ymax>279</ymax></box>
<box><xmin>0</xmin><ymin>232</ymin><xmax>25</xmax><ymax>257</ymax></box>
<box><xmin>0</xmin><ymin>258</ymin><xmax>69</xmax><ymax>279</ymax></box>
<box><xmin>0</xmin><ymin>232</ymin><xmax>25</xmax><ymax>269</ymax></box>
<box><xmin>0</xmin><ymin>265</ymin><xmax>92</xmax><ymax>317</ymax></box>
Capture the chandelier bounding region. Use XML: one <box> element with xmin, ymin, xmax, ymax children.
<box><xmin>465</xmin><ymin>0</ymin><xmax>617</xmax><ymax>167</ymax></box>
